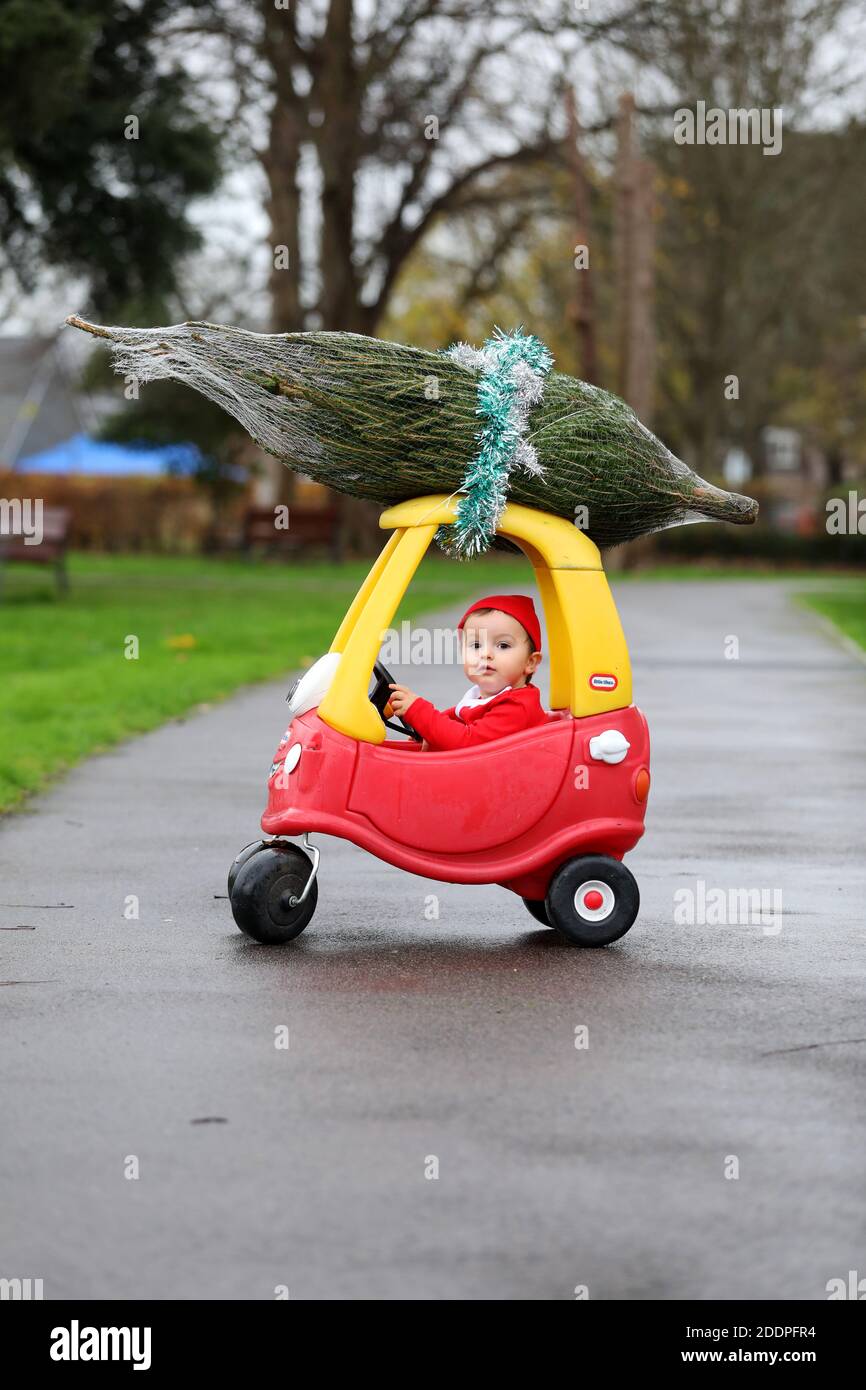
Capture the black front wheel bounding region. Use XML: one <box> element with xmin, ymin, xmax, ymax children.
<box><xmin>227</xmin><ymin>839</ymin><xmax>268</xmax><ymax>897</ymax></box>
<box><xmin>230</xmin><ymin>842</ymin><xmax>318</xmax><ymax>945</ymax></box>
<box><xmin>545</xmin><ymin>855</ymin><xmax>639</xmax><ymax>947</ymax></box>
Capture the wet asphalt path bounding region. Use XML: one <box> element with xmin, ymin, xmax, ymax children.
<box><xmin>1</xmin><ymin>579</ymin><xmax>864</xmax><ymax>1300</ymax></box>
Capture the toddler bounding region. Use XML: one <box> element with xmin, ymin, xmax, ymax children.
<box><xmin>388</xmin><ymin>594</ymin><xmax>546</xmax><ymax>751</ymax></box>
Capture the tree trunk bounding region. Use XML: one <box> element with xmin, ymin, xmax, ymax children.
<box><xmin>260</xmin><ymin>0</ymin><xmax>305</xmax><ymax>507</ymax></box>
<box><xmin>261</xmin><ymin>0</ymin><xmax>303</xmax><ymax>335</ymax></box>
<box><xmin>615</xmin><ymin>93</ymin><xmax>656</xmax><ymax>424</ymax></box>
<box><xmin>314</xmin><ymin>0</ymin><xmax>362</xmax><ymax>331</ymax></box>
<box><xmin>564</xmin><ymin>87</ymin><xmax>598</xmax><ymax>385</ymax></box>
<box><xmin>614</xmin><ymin>93</ymin><xmax>636</xmax><ymax>404</ymax></box>
<box><xmin>615</xmin><ymin>96</ymin><xmax>658</xmax><ymax>569</ymax></box>
<box><xmin>263</xmin><ymin>103</ymin><xmax>302</xmax><ymax>335</ymax></box>
<box><xmin>311</xmin><ymin>3</ymin><xmax>380</xmax><ymax>550</ymax></box>
<box><xmin>626</xmin><ymin>158</ymin><xmax>656</xmax><ymax>424</ymax></box>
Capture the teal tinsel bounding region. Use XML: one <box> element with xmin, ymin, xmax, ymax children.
<box><xmin>434</xmin><ymin>326</ymin><xmax>554</xmax><ymax>559</ymax></box>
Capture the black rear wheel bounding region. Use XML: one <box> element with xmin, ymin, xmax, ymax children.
<box><xmin>545</xmin><ymin>855</ymin><xmax>639</xmax><ymax>947</ymax></box>
<box><xmin>522</xmin><ymin>897</ymin><xmax>551</xmax><ymax>926</ymax></box>
<box><xmin>230</xmin><ymin>842</ymin><xmax>318</xmax><ymax>945</ymax></box>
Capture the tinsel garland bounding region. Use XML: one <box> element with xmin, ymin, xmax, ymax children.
<box><xmin>434</xmin><ymin>327</ymin><xmax>554</xmax><ymax>559</ymax></box>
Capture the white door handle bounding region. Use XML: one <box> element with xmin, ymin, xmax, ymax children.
<box><xmin>588</xmin><ymin>729</ymin><xmax>630</xmax><ymax>764</ymax></box>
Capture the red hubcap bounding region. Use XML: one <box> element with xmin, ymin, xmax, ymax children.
<box><xmin>583</xmin><ymin>889</ymin><xmax>604</xmax><ymax>911</ymax></box>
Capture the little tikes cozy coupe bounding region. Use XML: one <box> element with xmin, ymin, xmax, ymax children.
<box><xmin>228</xmin><ymin>495</ymin><xmax>650</xmax><ymax>948</ymax></box>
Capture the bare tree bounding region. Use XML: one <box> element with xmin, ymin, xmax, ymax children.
<box><xmin>150</xmin><ymin>1</ymin><xmax>647</xmax><ymax>536</ymax></box>
<box><xmin>158</xmin><ymin>1</ymin><xmax>650</xmax><ymax>335</ymax></box>
<box><xmin>621</xmin><ymin>0</ymin><xmax>865</xmax><ymax>475</ymax></box>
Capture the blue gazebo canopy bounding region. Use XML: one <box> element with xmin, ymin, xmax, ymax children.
<box><xmin>17</xmin><ymin>432</ymin><xmax>205</xmax><ymax>476</ymax></box>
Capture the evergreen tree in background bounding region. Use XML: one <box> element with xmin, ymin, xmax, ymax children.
<box><xmin>0</xmin><ymin>0</ymin><xmax>223</xmax><ymax>321</ymax></box>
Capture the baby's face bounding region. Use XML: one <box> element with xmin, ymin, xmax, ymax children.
<box><xmin>461</xmin><ymin>610</ymin><xmax>541</xmax><ymax>695</ymax></box>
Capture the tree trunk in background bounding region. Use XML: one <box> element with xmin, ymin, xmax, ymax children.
<box><xmin>615</xmin><ymin>95</ymin><xmax>658</xmax><ymax>569</ymax></box>
<box><xmin>260</xmin><ymin>0</ymin><xmax>365</xmax><ymax>554</ymax></box>
<box><xmin>311</xmin><ymin>1</ymin><xmax>380</xmax><ymax>551</ymax></box>
<box><xmin>314</xmin><ymin>0</ymin><xmax>362</xmax><ymax>333</ymax></box>
<box><xmin>614</xmin><ymin>94</ymin><xmax>635</xmax><ymax>405</ymax></box>
<box><xmin>263</xmin><ymin>108</ymin><xmax>302</xmax><ymax>333</ymax></box>
<box><xmin>627</xmin><ymin>158</ymin><xmax>656</xmax><ymax>424</ymax></box>
<box><xmin>564</xmin><ymin>87</ymin><xmax>598</xmax><ymax>385</ymax></box>
<box><xmin>259</xmin><ymin>0</ymin><xmax>304</xmax><ymax>509</ymax></box>
<box><xmin>615</xmin><ymin>93</ymin><xmax>656</xmax><ymax>424</ymax></box>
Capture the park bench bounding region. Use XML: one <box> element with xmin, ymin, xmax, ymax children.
<box><xmin>242</xmin><ymin>501</ymin><xmax>342</xmax><ymax>562</ymax></box>
<box><xmin>0</xmin><ymin>505</ymin><xmax>71</xmax><ymax>596</ymax></box>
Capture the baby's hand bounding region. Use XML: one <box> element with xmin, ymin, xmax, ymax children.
<box><xmin>388</xmin><ymin>682</ymin><xmax>420</xmax><ymax>716</ymax></box>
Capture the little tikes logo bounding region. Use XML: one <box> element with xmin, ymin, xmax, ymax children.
<box><xmin>589</xmin><ymin>673</ymin><xmax>617</xmax><ymax>690</ymax></box>
<box><xmin>50</xmin><ymin>1320</ymin><xmax>152</xmax><ymax>1371</ymax></box>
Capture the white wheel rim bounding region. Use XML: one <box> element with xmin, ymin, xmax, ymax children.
<box><xmin>573</xmin><ymin>879</ymin><xmax>615</xmax><ymax>922</ymax></box>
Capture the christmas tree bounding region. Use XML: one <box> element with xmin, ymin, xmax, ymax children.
<box><xmin>66</xmin><ymin>317</ymin><xmax>758</xmax><ymax>556</ymax></box>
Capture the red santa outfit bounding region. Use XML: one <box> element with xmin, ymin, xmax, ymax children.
<box><xmin>405</xmin><ymin>682</ymin><xmax>546</xmax><ymax>750</ymax></box>
<box><xmin>402</xmin><ymin>594</ymin><xmax>547</xmax><ymax>751</ymax></box>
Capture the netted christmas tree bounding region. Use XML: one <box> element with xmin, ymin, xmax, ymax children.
<box><xmin>65</xmin><ymin>316</ymin><xmax>758</xmax><ymax>556</ymax></box>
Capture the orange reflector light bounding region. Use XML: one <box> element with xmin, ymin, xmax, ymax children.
<box><xmin>634</xmin><ymin>768</ymin><xmax>650</xmax><ymax>802</ymax></box>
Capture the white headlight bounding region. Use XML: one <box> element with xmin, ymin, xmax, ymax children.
<box><xmin>287</xmin><ymin>652</ymin><xmax>341</xmax><ymax>718</ymax></box>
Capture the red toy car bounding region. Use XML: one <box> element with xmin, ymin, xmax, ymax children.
<box><xmin>228</xmin><ymin>496</ymin><xmax>650</xmax><ymax>947</ymax></box>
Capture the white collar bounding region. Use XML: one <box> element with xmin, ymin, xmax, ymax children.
<box><xmin>454</xmin><ymin>683</ymin><xmax>512</xmax><ymax>719</ymax></box>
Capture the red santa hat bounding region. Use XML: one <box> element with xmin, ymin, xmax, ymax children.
<box><xmin>457</xmin><ymin>594</ymin><xmax>542</xmax><ymax>653</ymax></box>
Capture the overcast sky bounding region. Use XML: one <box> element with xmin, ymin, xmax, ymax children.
<box><xmin>3</xmin><ymin>1</ymin><xmax>863</xmax><ymax>343</ymax></box>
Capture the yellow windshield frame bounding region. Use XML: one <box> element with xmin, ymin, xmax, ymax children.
<box><xmin>317</xmin><ymin>494</ymin><xmax>632</xmax><ymax>743</ymax></box>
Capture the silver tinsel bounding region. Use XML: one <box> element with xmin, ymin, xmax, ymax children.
<box><xmin>445</xmin><ymin>335</ymin><xmax>550</xmax><ymax>488</ymax></box>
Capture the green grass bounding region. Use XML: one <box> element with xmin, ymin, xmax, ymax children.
<box><xmin>0</xmin><ymin>550</ymin><xmax>528</xmax><ymax>812</ymax></box>
<box><xmin>1</xmin><ymin>553</ymin><xmax>862</xmax><ymax>813</ymax></box>
<box><xmin>798</xmin><ymin>582</ymin><xmax>866</xmax><ymax>654</ymax></box>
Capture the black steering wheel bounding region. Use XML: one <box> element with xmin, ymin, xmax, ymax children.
<box><xmin>370</xmin><ymin>660</ymin><xmax>423</xmax><ymax>742</ymax></box>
